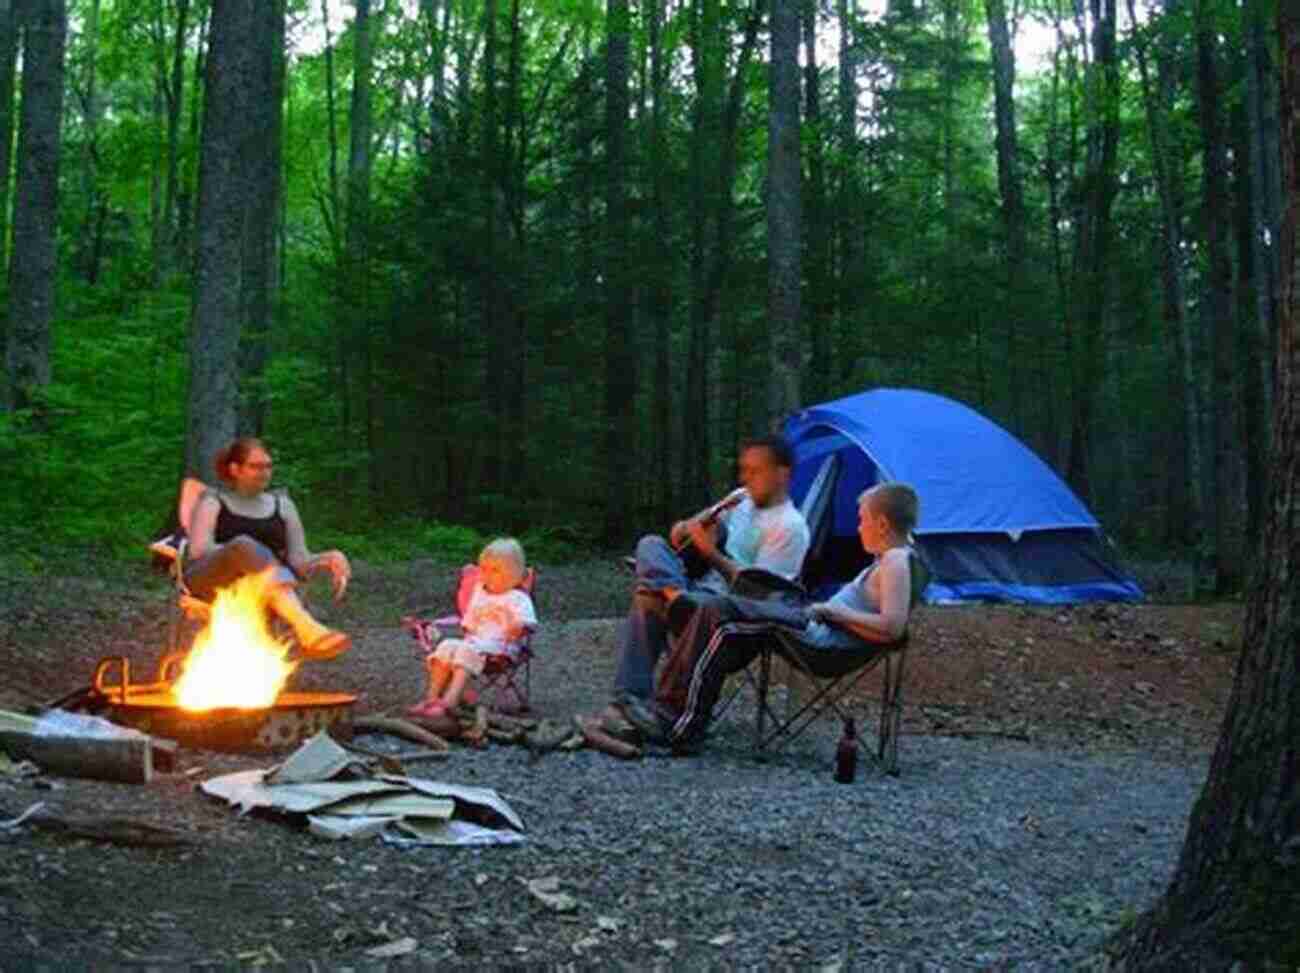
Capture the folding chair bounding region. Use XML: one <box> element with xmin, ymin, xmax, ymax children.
<box><xmin>402</xmin><ymin>563</ymin><xmax>539</xmax><ymax>714</ymax></box>
<box><xmin>718</xmin><ymin>550</ymin><xmax>930</xmax><ymax>775</ymax></box>
<box><xmin>147</xmin><ymin>477</ymin><xmax>212</xmax><ymax>675</ymax></box>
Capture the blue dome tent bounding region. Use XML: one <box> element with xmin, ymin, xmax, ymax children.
<box><xmin>785</xmin><ymin>388</ymin><xmax>1143</xmax><ymax>604</ymax></box>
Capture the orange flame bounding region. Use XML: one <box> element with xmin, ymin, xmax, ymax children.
<box><xmin>173</xmin><ymin>569</ymin><xmax>297</xmax><ymax>711</ymax></box>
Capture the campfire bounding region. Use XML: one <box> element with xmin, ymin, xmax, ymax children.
<box><xmin>172</xmin><ymin>569</ymin><xmax>297</xmax><ymax>711</ymax></box>
<box><xmin>90</xmin><ymin>570</ymin><xmax>356</xmax><ymax>752</ymax></box>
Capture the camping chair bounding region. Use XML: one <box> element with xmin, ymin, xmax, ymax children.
<box><xmin>402</xmin><ymin>563</ymin><xmax>539</xmax><ymax>714</ymax></box>
<box><xmin>148</xmin><ymin>477</ymin><xmax>213</xmax><ymax>670</ymax></box>
<box><xmin>714</xmin><ymin>550</ymin><xmax>930</xmax><ymax>775</ymax></box>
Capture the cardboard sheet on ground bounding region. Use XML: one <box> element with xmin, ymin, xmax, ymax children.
<box><xmin>200</xmin><ymin>731</ymin><xmax>524</xmax><ymax>846</ymax></box>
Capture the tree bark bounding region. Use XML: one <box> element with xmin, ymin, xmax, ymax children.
<box><xmin>646</xmin><ymin>0</ymin><xmax>673</xmax><ymax>524</ymax></box>
<box><xmin>1103</xmin><ymin>17</ymin><xmax>1300</xmax><ymax>967</ymax></box>
<box><xmin>237</xmin><ymin>0</ymin><xmax>285</xmax><ymax>437</ymax></box>
<box><xmin>163</xmin><ymin>0</ymin><xmax>192</xmax><ymax>279</ymax></box>
<box><xmin>1194</xmin><ymin>0</ymin><xmax>1244</xmax><ymax>595</ymax></box>
<box><xmin>984</xmin><ymin>0</ymin><xmax>1027</xmax><ymax>434</ymax></box>
<box><xmin>766</xmin><ymin>0</ymin><xmax>801</xmax><ymax>428</ymax></box>
<box><xmin>75</xmin><ymin>0</ymin><xmax>103</xmax><ymax>284</ymax></box>
<box><xmin>0</xmin><ymin>0</ymin><xmax>19</xmax><ymax>406</ymax></box>
<box><xmin>187</xmin><ymin>0</ymin><xmax>254</xmax><ymax>476</ymax></box>
<box><xmin>6</xmin><ymin>0</ymin><xmax>67</xmax><ymax>414</ymax></box>
<box><xmin>346</xmin><ymin>0</ymin><xmax>375</xmax><ymax>496</ymax></box>
<box><xmin>603</xmin><ymin>0</ymin><xmax>634</xmax><ymax>545</ymax></box>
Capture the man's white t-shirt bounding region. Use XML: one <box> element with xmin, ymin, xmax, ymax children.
<box><xmin>698</xmin><ymin>496</ymin><xmax>810</xmax><ymax>591</ymax></box>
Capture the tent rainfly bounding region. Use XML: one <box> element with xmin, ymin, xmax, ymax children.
<box><xmin>784</xmin><ymin>387</ymin><xmax>1144</xmax><ymax>605</ymax></box>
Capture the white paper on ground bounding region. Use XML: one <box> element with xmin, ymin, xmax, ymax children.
<box><xmin>383</xmin><ymin>817</ymin><xmax>526</xmax><ymax>847</ymax></box>
<box><xmin>200</xmin><ymin>769</ymin><xmax>408</xmax><ymax>814</ymax></box>
<box><xmin>386</xmin><ymin>775</ymin><xmax>525</xmax><ymax>832</ymax></box>
<box><xmin>265</xmin><ymin>730</ymin><xmax>358</xmax><ymax>785</ymax></box>
<box><xmin>307</xmin><ymin>814</ymin><xmax>400</xmax><ymax>840</ymax></box>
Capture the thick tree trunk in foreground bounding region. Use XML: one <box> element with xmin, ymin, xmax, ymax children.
<box><xmin>187</xmin><ymin>0</ymin><xmax>254</xmax><ymax>477</ymax></box>
<box><xmin>6</xmin><ymin>0</ymin><xmax>66</xmax><ymax>413</ymax></box>
<box><xmin>1103</xmin><ymin>11</ymin><xmax>1300</xmax><ymax>966</ymax></box>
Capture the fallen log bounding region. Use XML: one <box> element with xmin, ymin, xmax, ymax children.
<box><xmin>349</xmin><ymin>716</ymin><xmax>450</xmax><ymax>752</ymax></box>
<box><xmin>0</xmin><ymin>728</ymin><xmax>154</xmax><ymax>785</ymax></box>
<box><xmin>574</xmin><ymin>715</ymin><xmax>642</xmax><ymax>760</ymax></box>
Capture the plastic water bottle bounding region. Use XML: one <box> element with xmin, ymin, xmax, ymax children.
<box><xmin>834</xmin><ymin>717</ymin><xmax>858</xmax><ymax>783</ymax></box>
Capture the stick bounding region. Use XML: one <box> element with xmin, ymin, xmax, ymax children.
<box><xmin>525</xmin><ymin>721</ymin><xmax>577</xmax><ymax>763</ymax></box>
<box><xmin>574</xmin><ymin>716</ymin><xmax>642</xmax><ymax>760</ymax></box>
<box><xmin>350</xmin><ymin>716</ymin><xmax>450</xmax><ymax>751</ymax></box>
<box><xmin>18</xmin><ymin>808</ymin><xmax>193</xmax><ymax>847</ymax></box>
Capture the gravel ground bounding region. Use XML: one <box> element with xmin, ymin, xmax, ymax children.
<box><xmin>0</xmin><ymin>561</ymin><xmax>1218</xmax><ymax>968</ymax></box>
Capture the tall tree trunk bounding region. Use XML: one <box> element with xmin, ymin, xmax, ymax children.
<box><xmin>684</xmin><ymin>0</ymin><xmax>722</xmax><ymax>503</ymax></box>
<box><xmin>834</xmin><ymin>0</ymin><xmax>860</xmax><ymax>394</ymax></box>
<box><xmin>603</xmin><ymin>0</ymin><xmax>634</xmax><ymax>544</ymax></box>
<box><xmin>0</xmin><ymin>0</ymin><xmax>20</xmax><ymax>406</ymax></box>
<box><xmin>802</xmin><ymin>0</ymin><xmax>831</xmax><ymax>405</ymax></box>
<box><xmin>767</xmin><ymin>0</ymin><xmax>801</xmax><ymax>427</ymax></box>
<box><xmin>1130</xmin><ymin>0</ymin><xmax>1204</xmax><ymax>564</ymax></box>
<box><xmin>478</xmin><ymin>0</ymin><xmax>503</xmax><ymax>497</ymax></box>
<box><xmin>1063</xmin><ymin>0</ymin><xmax>1119</xmax><ymax>506</ymax></box>
<box><xmin>163</xmin><ymin>0</ymin><xmax>191</xmax><ymax>279</ymax></box>
<box><xmin>176</xmin><ymin>6</ymin><xmax>206</xmax><ymax>269</ymax></box>
<box><xmin>237</xmin><ymin>0</ymin><xmax>284</xmax><ymax>436</ymax></box>
<box><xmin>984</xmin><ymin>0</ymin><xmax>1027</xmax><ymax>435</ymax></box>
<box><xmin>187</xmin><ymin>0</ymin><xmax>253</xmax><ymax>476</ymax></box>
<box><xmin>1103</xmin><ymin>16</ymin><xmax>1300</xmax><ymax>965</ymax></box>
<box><xmin>76</xmin><ymin>0</ymin><xmax>104</xmax><ymax>284</ymax></box>
<box><xmin>1195</xmin><ymin>0</ymin><xmax>1243</xmax><ymax>595</ymax></box>
<box><xmin>5</xmin><ymin>0</ymin><xmax>67</xmax><ymax>414</ymax></box>
<box><xmin>647</xmin><ymin>0</ymin><xmax>673</xmax><ymax>523</ymax></box>
<box><xmin>346</xmin><ymin>0</ymin><xmax>374</xmax><ymax>496</ymax></box>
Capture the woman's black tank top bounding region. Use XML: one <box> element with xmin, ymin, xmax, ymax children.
<box><xmin>214</xmin><ymin>492</ymin><xmax>289</xmax><ymax>562</ymax></box>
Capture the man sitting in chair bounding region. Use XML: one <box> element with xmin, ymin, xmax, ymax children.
<box><xmin>607</xmin><ymin>435</ymin><xmax>810</xmax><ymax>724</ymax></box>
<box><xmin>623</xmin><ymin>482</ymin><xmax>919</xmax><ymax>752</ymax></box>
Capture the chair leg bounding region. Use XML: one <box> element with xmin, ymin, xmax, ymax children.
<box><xmin>755</xmin><ymin>646</ymin><xmax>772</xmax><ymax>756</ymax></box>
<box><xmin>879</xmin><ymin>646</ymin><xmax>907</xmax><ymax>776</ymax></box>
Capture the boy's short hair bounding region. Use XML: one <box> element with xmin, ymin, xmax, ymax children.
<box><xmin>480</xmin><ymin>536</ymin><xmax>526</xmax><ymax>575</ymax></box>
<box><xmin>740</xmin><ymin>434</ymin><xmax>795</xmax><ymax>469</ymax></box>
<box><xmin>861</xmin><ymin>482</ymin><xmax>920</xmax><ymax>536</ymax></box>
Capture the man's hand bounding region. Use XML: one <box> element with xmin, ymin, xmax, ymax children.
<box><xmin>808</xmin><ymin>601</ymin><xmax>840</xmax><ymax>623</ymax></box>
<box><xmin>684</xmin><ymin>518</ymin><xmax>719</xmax><ymax>557</ymax></box>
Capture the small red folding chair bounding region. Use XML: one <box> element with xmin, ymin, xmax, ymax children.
<box><xmin>402</xmin><ymin>563</ymin><xmax>538</xmax><ymax>714</ymax></box>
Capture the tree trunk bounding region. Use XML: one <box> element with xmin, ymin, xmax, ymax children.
<box><xmin>603</xmin><ymin>0</ymin><xmax>634</xmax><ymax>545</ymax></box>
<box><xmin>187</xmin><ymin>0</ymin><xmax>254</xmax><ymax>476</ymax></box>
<box><xmin>0</xmin><ymin>0</ymin><xmax>19</xmax><ymax>406</ymax></box>
<box><xmin>1063</xmin><ymin>0</ymin><xmax>1119</xmax><ymax>506</ymax></box>
<box><xmin>76</xmin><ymin>0</ymin><xmax>103</xmax><ymax>285</ymax></box>
<box><xmin>984</xmin><ymin>0</ymin><xmax>1027</xmax><ymax>435</ymax></box>
<box><xmin>6</xmin><ymin>0</ymin><xmax>67</xmax><ymax>414</ymax></box>
<box><xmin>346</xmin><ymin>0</ymin><xmax>375</xmax><ymax>497</ymax></box>
<box><xmin>767</xmin><ymin>0</ymin><xmax>801</xmax><ymax>428</ymax></box>
<box><xmin>647</xmin><ymin>0</ymin><xmax>673</xmax><ymax>524</ymax></box>
<box><xmin>1130</xmin><ymin>0</ymin><xmax>1204</xmax><ymax>563</ymax></box>
<box><xmin>1103</xmin><ymin>18</ymin><xmax>1300</xmax><ymax>967</ymax></box>
<box><xmin>163</xmin><ymin>0</ymin><xmax>191</xmax><ymax>279</ymax></box>
<box><xmin>237</xmin><ymin>0</ymin><xmax>284</xmax><ymax>437</ymax></box>
<box><xmin>802</xmin><ymin>0</ymin><xmax>831</xmax><ymax>405</ymax></box>
<box><xmin>1194</xmin><ymin>0</ymin><xmax>1243</xmax><ymax>595</ymax></box>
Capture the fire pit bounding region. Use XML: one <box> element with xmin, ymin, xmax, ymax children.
<box><xmin>87</xmin><ymin>571</ymin><xmax>356</xmax><ymax>753</ymax></box>
<box><xmin>93</xmin><ymin>655</ymin><xmax>356</xmax><ymax>753</ymax></box>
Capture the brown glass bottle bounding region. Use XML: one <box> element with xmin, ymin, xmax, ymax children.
<box><xmin>834</xmin><ymin>717</ymin><xmax>858</xmax><ymax>783</ymax></box>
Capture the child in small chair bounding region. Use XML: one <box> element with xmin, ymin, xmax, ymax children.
<box><xmin>410</xmin><ymin>537</ymin><xmax>537</xmax><ymax>717</ymax></box>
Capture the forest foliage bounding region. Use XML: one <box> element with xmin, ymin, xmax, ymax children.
<box><xmin>0</xmin><ymin>0</ymin><xmax>1283</xmax><ymax>586</ymax></box>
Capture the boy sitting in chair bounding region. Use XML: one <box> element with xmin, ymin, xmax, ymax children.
<box><xmin>624</xmin><ymin>482</ymin><xmax>920</xmax><ymax>752</ymax></box>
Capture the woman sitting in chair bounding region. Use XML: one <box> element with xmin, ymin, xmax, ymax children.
<box><xmin>624</xmin><ymin>482</ymin><xmax>920</xmax><ymax>750</ymax></box>
<box><xmin>184</xmin><ymin>437</ymin><xmax>353</xmax><ymax>660</ymax></box>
